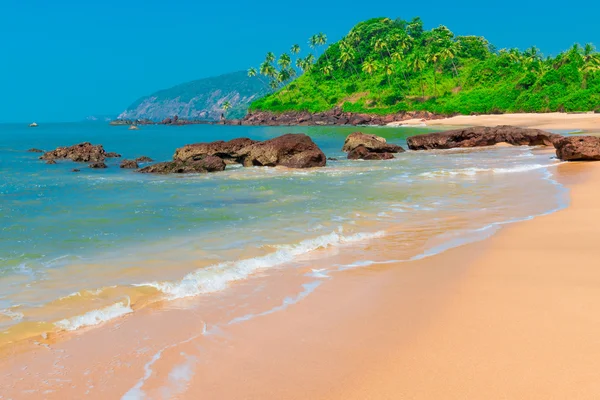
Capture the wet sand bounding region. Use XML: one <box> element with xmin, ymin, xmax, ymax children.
<box><xmin>393</xmin><ymin>112</ymin><xmax>600</xmax><ymax>133</ymax></box>
<box><xmin>2</xmin><ymin>161</ymin><xmax>600</xmax><ymax>399</ymax></box>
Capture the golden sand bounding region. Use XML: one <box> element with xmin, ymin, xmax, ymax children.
<box><xmin>393</xmin><ymin>112</ymin><xmax>600</xmax><ymax>134</ymax></box>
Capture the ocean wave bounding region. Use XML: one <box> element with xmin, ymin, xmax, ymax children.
<box><xmin>54</xmin><ymin>298</ymin><xmax>132</xmax><ymax>331</ymax></box>
<box><xmin>0</xmin><ymin>308</ymin><xmax>24</xmax><ymax>322</ymax></box>
<box><xmin>136</xmin><ymin>229</ymin><xmax>385</xmax><ymax>300</ymax></box>
<box><xmin>420</xmin><ymin>163</ymin><xmax>560</xmax><ymax>178</ymax></box>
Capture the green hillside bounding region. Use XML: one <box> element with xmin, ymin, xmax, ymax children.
<box><xmin>249</xmin><ymin>17</ymin><xmax>600</xmax><ymax>115</ymax></box>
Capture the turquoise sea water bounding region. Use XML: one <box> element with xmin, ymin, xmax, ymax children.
<box><xmin>0</xmin><ymin>122</ymin><xmax>567</xmax><ymax>339</ymax></box>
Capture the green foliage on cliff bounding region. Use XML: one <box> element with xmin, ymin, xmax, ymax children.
<box><xmin>250</xmin><ymin>17</ymin><xmax>600</xmax><ymax>115</ymax></box>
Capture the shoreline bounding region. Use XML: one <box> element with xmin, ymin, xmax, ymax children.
<box><xmin>127</xmin><ymin>161</ymin><xmax>600</xmax><ymax>399</ymax></box>
<box><xmin>0</xmin><ymin>156</ymin><xmax>595</xmax><ymax>398</ymax></box>
<box><xmin>111</xmin><ymin>111</ymin><xmax>600</xmax><ymax>132</ymax></box>
<box><xmin>2</xmin><ymin>121</ymin><xmax>600</xmax><ymax>397</ymax></box>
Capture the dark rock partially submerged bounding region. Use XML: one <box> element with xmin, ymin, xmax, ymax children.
<box><xmin>46</xmin><ymin>160</ymin><xmax>57</xmax><ymax>165</ymax></box>
<box><xmin>120</xmin><ymin>159</ymin><xmax>139</xmax><ymax>169</ymax></box>
<box><xmin>135</xmin><ymin>156</ymin><xmax>154</xmax><ymax>163</ymax></box>
<box><xmin>89</xmin><ymin>162</ymin><xmax>107</xmax><ymax>169</ymax></box>
<box><xmin>342</xmin><ymin>132</ymin><xmax>405</xmax><ymax>154</ymax></box>
<box><xmin>347</xmin><ymin>145</ymin><xmax>395</xmax><ymax>160</ymax></box>
<box><xmin>28</xmin><ymin>148</ymin><xmax>44</xmax><ymax>153</ymax></box>
<box><xmin>105</xmin><ymin>152</ymin><xmax>122</xmax><ymax>158</ymax></box>
<box><xmin>406</xmin><ymin>126</ymin><xmax>560</xmax><ymax>150</ymax></box>
<box><xmin>554</xmin><ymin>136</ymin><xmax>600</xmax><ymax>161</ymax></box>
<box><xmin>41</xmin><ymin>142</ymin><xmax>115</xmax><ymax>163</ymax></box>
<box><xmin>72</xmin><ymin>169</ymin><xmax>80</xmax><ymax>172</ymax></box>
<box><xmin>236</xmin><ymin>134</ymin><xmax>326</xmax><ymax>168</ymax></box>
<box><xmin>174</xmin><ymin>138</ymin><xmax>257</xmax><ymax>164</ymax></box>
<box><xmin>138</xmin><ymin>156</ymin><xmax>226</xmax><ymax>174</ymax></box>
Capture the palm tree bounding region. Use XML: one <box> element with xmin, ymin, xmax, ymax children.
<box><xmin>308</xmin><ymin>35</ymin><xmax>318</xmax><ymax>57</ymax></box>
<box><xmin>320</xmin><ymin>62</ymin><xmax>334</xmax><ymax>78</ymax></box>
<box><xmin>304</xmin><ymin>54</ymin><xmax>316</xmax><ymax>72</ymax></box>
<box><xmin>410</xmin><ymin>51</ymin><xmax>427</xmax><ymax>98</ymax></box>
<box><xmin>438</xmin><ymin>40</ymin><xmax>460</xmax><ymax>78</ymax></box>
<box><xmin>278</xmin><ymin>53</ymin><xmax>291</xmax><ymax>69</ymax></box>
<box><xmin>265</xmin><ymin>52</ymin><xmax>276</xmax><ymax>63</ymax></box>
<box><xmin>426</xmin><ymin>51</ymin><xmax>440</xmax><ymax>96</ymax></box>
<box><xmin>248</xmin><ymin>66</ymin><xmax>270</xmax><ymax>91</ymax></box>
<box><xmin>383</xmin><ymin>61</ymin><xmax>394</xmax><ymax>86</ymax></box>
<box><xmin>361</xmin><ymin>59</ymin><xmax>379</xmax><ymax>75</ymax></box>
<box><xmin>580</xmin><ymin>43</ymin><xmax>600</xmax><ymax>88</ymax></box>
<box><xmin>291</xmin><ymin>44</ymin><xmax>301</xmax><ymax>55</ymax></box>
<box><xmin>221</xmin><ymin>101</ymin><xmax>231</xmax><ymax>120</ymax></box>
<box><xmin>316</xmin><ymin>32</ymin><xmax>330</xmax><ymax>63</ymax></box>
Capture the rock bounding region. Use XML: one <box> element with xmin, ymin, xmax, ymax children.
<box><xmin>135</xmin><ymin>156</ymin><xmax>154</xmax><ymax>163</ymax></box>
<box><xmin>406</xmin><ymin>126</ymin><xmax>560</xmax><ymax>150</ymax></box>
<box><xmin>342</xmin><ymin>132</ymin><xmax>405</xmax><ymax>154</ymax></box>
<box><xmin>105</xmin><ymin>152</ymin><xmax>121</xmax><ymax>158</ymax></box>
<box><xmin>129</xmin><ymin>125</ymin><xmax>140</xmax><ymax>130</ymax></box>
<box><xmin>554</xmin><ymin>136</ymin><xmax>600</xmax><ymax>161</ymax></box>
<box><xmin>347</xmin><ymin>145</ymin><xmax>395</xmax><ymax>160</ymax></box>
<box><xmin>72</xmin><ymin>169</ymin><xmax>80</xmax><ymax>172</ymax></box>
<box><xmin>120</xmin><ymin>159</ymin><xmax>139</xmax><ymax>169</ymax></box>
<box><xmin>89</xmin><ymin>162</ymin><xmax>107</xmax><ymax>169</ymax></box>
<box><xmin>174</xmin><ymin>138</ymin><xmax>257</xmax><ymax>164</ymax></box>
<box><xmin>27</xmin><ymin>148</ymin><xmax>44</xmax><ymax>153</ymax></box>
<box><xmin>46</xmin><ymin>160</ymin><xmax>57</xmax><ymax>165</ymax></box>
<box><xmin>236</xmin><ymin>134</ymin><xmax>326</xmax><ymax>168</ymax></box>
<box><xmin>239</xmin><ymin>110</ymin><xmax>451</xmax><ymax>127</ymax></box>
<box><xmin>41</xmin><ymin>142</ymin><xmax>112</xmax><ymax>162</ymax></box>
<box><xmin>327</xmin><ymin>157</ymin><xmax>338</xmax><ymax>161</ymax></box>
<box><xmin>138</xmin><ymin>155</ymin><xmax>226</xmax><ymax>174</ymax></box>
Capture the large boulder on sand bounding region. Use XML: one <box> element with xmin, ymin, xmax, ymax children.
<box><xmin>554</xmin><ymin>136</ymin><xmax>600</xmax><ymax>161</ymax></box>
<box><xmin>406</xmin><ymin>126</ymin><xmax>560</xmax><ymax>150</ymax></box>
<box><xmin>138</xmin><ymin>155</ymin><xmax>226</xmax><ymax>174</ymax></box>
<box><xmin>41</xmin><ymin>142</ymin><xmax>111</xmax><ymax>162</ymax></box>
<box><xmin>236</xmin><ymin>134</ymin><xmax>326</xmax><ymax>168</ymax></box>
<box><xmin>342</xmin><ymin>132</ymin><xmax>405</xmax><ymax>153</ymax></box>
<box><xmin>174</xmin><ymin>138</ymin><xmax>256</xmax><ymax>164</ymax></box>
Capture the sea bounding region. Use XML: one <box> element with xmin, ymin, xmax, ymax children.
<box><xmin>0</xmin><ymin>122</ymin><xmax>568</xmax><ymax>346</ymax></box>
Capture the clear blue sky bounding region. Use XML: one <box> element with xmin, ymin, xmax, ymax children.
<box><xmin>0</xmin><ymin>0</ymin><xmax>598</xmax><ymax>123</ymax></box>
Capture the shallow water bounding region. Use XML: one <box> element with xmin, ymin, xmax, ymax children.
<box><xmin>0</xmin><ymin>122</ymin><xmax>566</xmax><ymax>344</ymax></box>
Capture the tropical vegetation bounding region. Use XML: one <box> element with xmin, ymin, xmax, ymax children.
<box><xmin>248</xmin><ymin>17</ymin><xmax>600</xmax><ymax>115</ymax></box>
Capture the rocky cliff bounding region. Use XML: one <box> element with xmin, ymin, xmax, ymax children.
<box><xmin>117</xmin><ymin>71</ymin><xmax>268</xmax><ymax>121</ymax></box>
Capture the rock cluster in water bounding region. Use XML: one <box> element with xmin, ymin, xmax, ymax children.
<box><xmin>341</xmin><ymin>132</ymin><xmax>405</xmax><ymax>160</ymax></box>
<box><xmin>406</xmin><ymin>126</ymin><xmax>561</xmax><ymax>150</ymax></box>
<box><xmin>40</xmin><ymin>142</ymin><xmax>121</xmax><ymax>163</ymax></box>
<box><xmin>406</xmin><ymin>125</ymin><xmax>600</xmax><ymax>162</ymax></box>
<box><xmin>138</xmin><ymin>156</ymin><xmax>227</xmax><ymax>174</ymax></box>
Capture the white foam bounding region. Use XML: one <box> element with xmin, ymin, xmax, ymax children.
<box><xmin>0</xmin><ymin>308</ymin><xmax>24</xmax><ymax>321</ymax></box>
<box><xmin>54</xmin><ymin>298</ymin><xmax>132</xmax><ymax>331</ymax></box>
<box><xmin>420</xmin><ymin>163</ymin><xmax>560</xmax><ymax>178</ymax></box>
<box><xmin>136</xmin><ymin>229</ymin><xmax>385</xmax><ymax>300</ymax></box>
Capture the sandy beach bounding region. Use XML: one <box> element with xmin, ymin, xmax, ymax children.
<box><xmin>393</xmin><ymin>112</ymin><xmax>600</xmax><ymax>133</ymax></box>
<box><xmin>2</xmin><ymin>120</ymin><xmax>600</xmax><ymax>399</ymax></box>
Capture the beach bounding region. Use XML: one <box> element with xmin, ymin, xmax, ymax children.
<box><xmin>1</xmin><ymin>121</ymin><xmax>599</xmax><ymax>398</ymax></box>
<box><xmin>394</xmin><ymin>112</ymin><xmax>600</xmax><ymax>134</ymax></box>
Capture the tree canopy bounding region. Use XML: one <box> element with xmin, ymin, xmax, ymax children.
<box><xmin>249</xmin><ymin>17</ymin><xmax>600</xmax><ymax>115</ymax></box>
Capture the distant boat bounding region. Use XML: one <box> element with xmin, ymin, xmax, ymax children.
<box><xmin>129</xmin><ymin>125</ymin><xmax>140</xmax><ymax>130</ymax></box>
<box><xmin>29</xmin><ymin>122</ymin><xmax>38</xmax><ymax>127</ymax></box>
